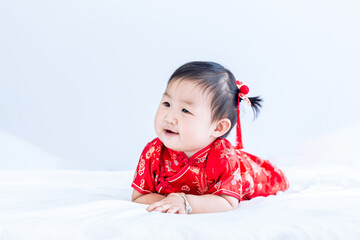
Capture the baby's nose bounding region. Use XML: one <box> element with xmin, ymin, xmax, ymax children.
<box><xmin>165</xmin><ymin>112</ymin><xmax>178</xmax><ymax>125</ymax></box>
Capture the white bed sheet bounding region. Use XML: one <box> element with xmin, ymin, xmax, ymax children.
<box><xmin>1</xmin><ymin>163</ymin><xmax>359</xmax><ymax>240</ymax></box>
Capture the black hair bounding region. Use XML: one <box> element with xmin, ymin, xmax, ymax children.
<box><xmin>167</xmin><ymin>61</ymin><xmax>262</xmax><ymax>138</ymax></box>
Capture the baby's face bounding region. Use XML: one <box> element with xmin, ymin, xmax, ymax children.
<box><xmin>154</xmin><ymin>80</ymin><xmax>218</xmax><ymax>158</ymax></box>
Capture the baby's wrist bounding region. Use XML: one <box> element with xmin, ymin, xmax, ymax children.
<box><xmin>168</xmin><ymin>193</ymin><xmax>192</xmax><ymax>214</ymax></box>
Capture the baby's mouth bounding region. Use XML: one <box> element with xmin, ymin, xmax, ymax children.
<box><xmin>165</xmin><ymin>129</ymin><xmax>178</xmax><ymax>135</ymax></box>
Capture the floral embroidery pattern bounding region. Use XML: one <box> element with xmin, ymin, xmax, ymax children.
<box><xmin>140</xmin><ymin>179</ymin><xmax>145</xmax><ymax>189</ymax></box>
<box><xmin>220</xmin><ymin>148</ymin><xmax>234</xmax><ymax>159</ymax></box>
<box><xmin>146</xmin><ymin>146</ymin><xmax>155</xmax><ymax>159</ymax></box>
<box><xmin>191</xmin><ymin>166</ymin><xmax>209</xmax><ymax>194</ymax></box>
<box><xmin>155</xmin><ymin>145</ymin><xmax>162</xmax><ymax>153</ymax></box>
<box><xmin>195</xmin><ymin>154</ymin><xmax>208</xmax><ymax>164</ymax></box>
<box><xmin>189</xmin><ymin>166</ymin><xmax>200</xmax><ymax>175</ymax></box>
<box><xmin>165</xmin><ymin>160</ymin><xmax>176</xmax><ymax>173</ymax></box>
<box><xmin>192</xmin><ymin>170</ymin><xmax>208</xmax><ymax>194</ymax></box>
<box><xmin>138</xmin><ymin>158</ymin><xmax>145</xmax><ymax>176</ymax></box>
<box><xmin>181</xmin><ymin>185</ymin><xmax>190</xmax><ymax>192</ymax></box>
<box><xmin>214</xmin><ymin>181</ymin><xmax>222</xmax><ymax>190</ymax></box>
<box><xmin>244</xmin><ymin>172</ymin><xmax>255</xmax><ymax>194</ymax></box>
<box><xmin>231</xmin><ymin>168</ymin><xmax>241</xmax><ymax>185</ymax></box>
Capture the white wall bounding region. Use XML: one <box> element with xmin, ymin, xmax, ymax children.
<box><xmin>1</xmin><ymin>0</ymin><xmax>359</xmax><ymax>170</ymax></box>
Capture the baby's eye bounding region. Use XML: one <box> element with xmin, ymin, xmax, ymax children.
<box><xmin>163</xmin><ymin>102</ymin><xmax>170</xmax><ymax>107</ymax></box>
<box><xmin>182</xmin><ymin>108</ymin><xmax>191</xmax><ymax>114</ymax></box>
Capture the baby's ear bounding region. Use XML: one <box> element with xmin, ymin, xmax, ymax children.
<box><xmin>212</xmin><ymin>118</ymin><xmax>231</xmax><ymax>138</ymax></box>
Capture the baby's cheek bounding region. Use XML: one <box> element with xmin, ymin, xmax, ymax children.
<box><xmin>185</xmin><ymin>128</ymin><xmax>202</xmax><ymax>143</ymax></box>
<box><xmin>154</xmin><ymin>115</ymin><xmax>163</xmax><ymax>133</ymax></box>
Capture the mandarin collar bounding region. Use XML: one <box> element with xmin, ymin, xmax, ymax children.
<box><xmin>166</xmin><ymin>140</ymin><xmax>215</xmax><ymax>163</ymax></box>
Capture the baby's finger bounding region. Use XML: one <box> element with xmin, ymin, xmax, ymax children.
<box><xmin>154</xmin><ymin>206</ymin><xmax>169</xmax><ymax>213</ymax></box>
<box><xmin>146</xmin><ymin>202</ymin><xmax>161</xmax><ymax>212</ymax></box>
<box><xmin>166</xmin><ymin>207</ymin><xmax>179</xmax><ymax>214</ymax></box>
<box><xmin>178</xmin><ymin>208</ymin><xmax>186</xmax><ymax>214</ymax></box>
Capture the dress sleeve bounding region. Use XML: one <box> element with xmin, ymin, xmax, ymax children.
<box><xmin>206</xmin><ymin>155</ymin><xmax>243</xmax><ymax>201</ymax></box>
<box><xmin>131</xmin><ymin>140</ymin><xmax>159</xmax><ymax>194</ymax></box>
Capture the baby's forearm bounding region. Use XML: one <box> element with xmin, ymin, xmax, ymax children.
<box><xmin>185</xmin><ymin>194</ymin><xmax>238</xmax><ymax>214</ymax></box>
<box><xmin>133</xmin><ymin>189</ymin><xmax>238</xmax><ymax>214</ymax></box>
<box><xmin>133</xmin><ymin>193</ymin><xmax>166</xmax><ymax>205</ymax></box>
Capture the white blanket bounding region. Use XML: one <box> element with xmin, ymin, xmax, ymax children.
<box><xmin>1</xmin><ymin>164</ymin><xmax>359</xmax><ymax>240</ymax></box>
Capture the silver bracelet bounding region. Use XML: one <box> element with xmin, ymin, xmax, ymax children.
<box><xmin>169</xmin><ymin>193</ymin><xmax>192</xmax><ymax>214</ymax></box>
<box><xmin>179</xmin><ymin>193</ymin><xmax>192</xmax><ymax>214</ymax></box>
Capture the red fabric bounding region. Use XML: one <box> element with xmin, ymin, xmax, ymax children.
<box><xmin>131</xmin><ymin>138</ymin><xmax>289</xmax><ymax>201</ymax></box>
<box><xmin>236</xmin><ymin>107</ymin><xmax>243</xmax><ymax>149</ymax></box>
<box><xmin>235</xmin><ymin>80</ymin><xmax>251</xmax><ymax>149</ymax></box>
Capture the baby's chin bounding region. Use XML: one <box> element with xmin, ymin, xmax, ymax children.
<box><xmin>158</xmin><ymin>139</ymin><xmax>198</xmax><ymax>157</ymax></box>
<box><xmin>159</xmin><ymin>138</ymin><xmax>179</xmax><ymax>151</ymax></box>
<box><xmin>157</xmin><ymin>136</ymin><xmax>181</xmax><ymax>151</ymax></box>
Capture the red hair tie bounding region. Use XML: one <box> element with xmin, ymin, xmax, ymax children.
<box><xmin>236</xmin><ymin>81</ymin><xmax>251</xmax><ymax>106</ymax></box>
<box><xmin>235</xmin><ymin>81</ymin><xmax>251</xmax><ymax>149</ymax></box>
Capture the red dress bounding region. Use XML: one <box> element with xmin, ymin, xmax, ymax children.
<box><xmin>131</xmin><ymin>138</ymin><xmax>289</xmax><ymax>201</ymax></box>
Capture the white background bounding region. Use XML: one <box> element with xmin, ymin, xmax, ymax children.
<box><xmin>1</xmin><ymin>0</ymin><xmax>359</xmax><ymax>170</ymax></box>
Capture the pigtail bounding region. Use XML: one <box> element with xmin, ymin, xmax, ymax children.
<box><xmin>248</xmin><ymin>96</ymin><xmax>263</xmax><ymax>119</ymax></box>
<box><xmin>237</xmin><ymin>81</ymin><xmax>263</xmax><ymax>119</ymax></box>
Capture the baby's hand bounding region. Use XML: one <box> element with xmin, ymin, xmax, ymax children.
<box><xmin>146</xmin><ymin>193</ymin><xmax>186</xmax><ymax>214</ymax></box>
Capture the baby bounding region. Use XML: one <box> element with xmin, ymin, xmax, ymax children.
<box><xmin>131</xmin><ymin>61</ymin><xmax>289</xmax><ymax>214</ymax></box>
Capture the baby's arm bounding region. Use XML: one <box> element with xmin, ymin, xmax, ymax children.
<box><xmin>185</xmin><ymin>194</ymin><xmax>239</xmax><ymax>214</ymax></box>
<box><xmin>147</xmin><ymin>193</ymin><xmax>239</xmax><ymax>214</ymax></box>
<box><xmin>132</xmin><ymin>189</ymin><xmax>166</xmax><ymax>204</ymax></box>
